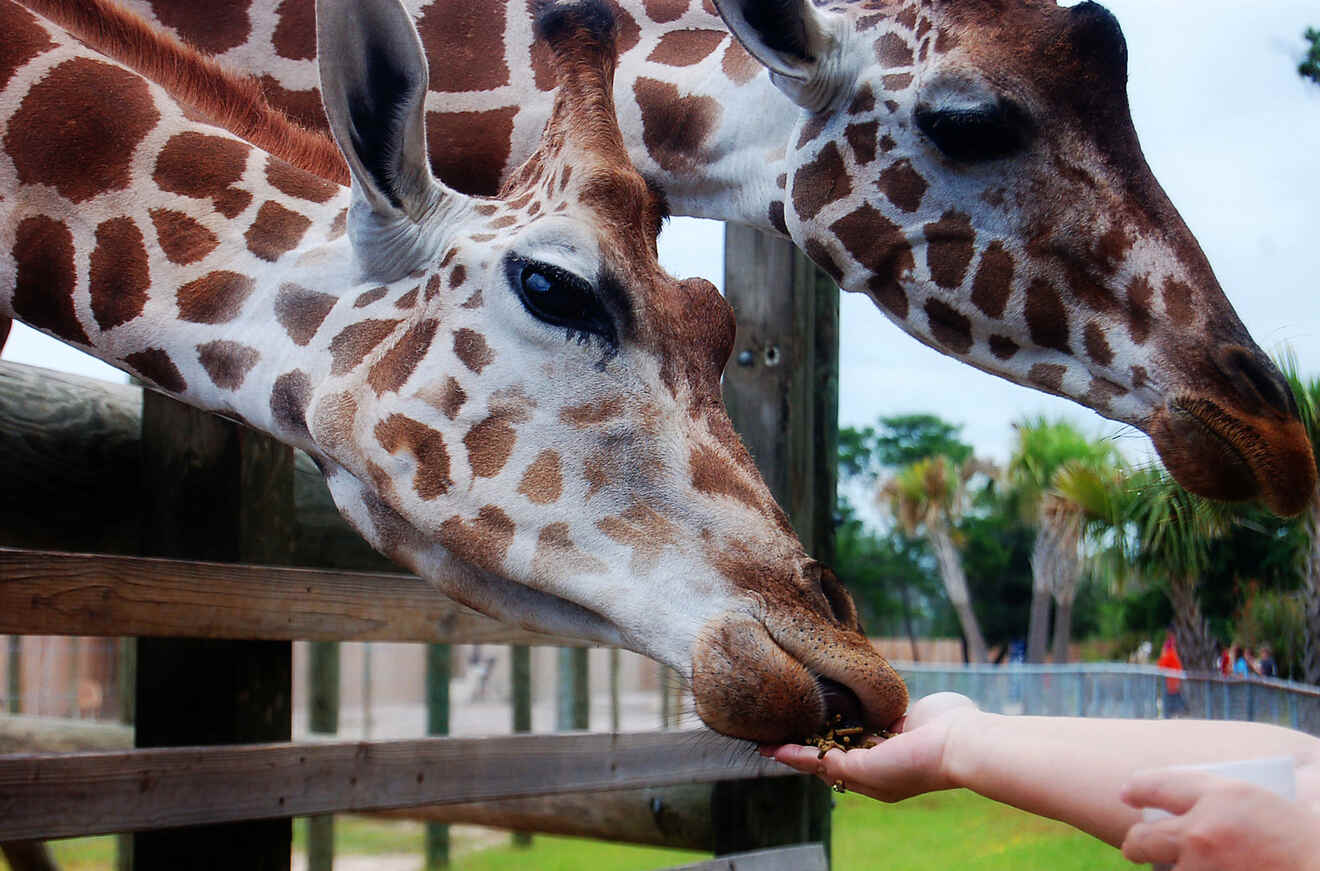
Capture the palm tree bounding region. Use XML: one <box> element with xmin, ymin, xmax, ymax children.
<box><xmin>1278</xmin><ymin>355</ymin><xmax>1320</xmax><ymax>684</ymax></box>
<box><xmin>879</xmin><ymin>455</ymin><xmax>992</xmax><ymax>663</ymax></box>
<box><xmin>1007</xmin><ymin>419</ymin><xmax>1120</xmax><ymax>662</ymax></box>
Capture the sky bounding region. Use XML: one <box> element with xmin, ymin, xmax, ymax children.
<box><xmin>6</xmin><ymin>0</ymin><xmax>1319</xmax><ymax>468</ymax></box>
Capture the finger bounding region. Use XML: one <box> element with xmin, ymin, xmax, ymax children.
<box><xmin>1121</xmin><ymin>820</ymin><xmax>1182</xmax><ymax>866</ymax></box>
<box><xmin>769</xmin><ymin>743</ymin><xmax>842</xmax><ymax>775</ymax></box>
<box><xmin>1121</xmin><ymin>769</ymin><xmax>1224</xmax><ymax>816</ymax></box>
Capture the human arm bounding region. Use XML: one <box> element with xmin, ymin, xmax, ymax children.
<box><xmin>763</xmin><ymin>693</ymin><xmax>1320</xmax><ymax>848</ymax></box>
<box><xmin>1120</xmin><ymin>769</ymin><xmax>1320</xmax><ymax>870</ymax></box>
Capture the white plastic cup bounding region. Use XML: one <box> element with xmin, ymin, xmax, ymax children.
<box><xmin>1141</xmin><ymin>756</ymin><xmax>1296</xmax><ymax>871</ymax></box>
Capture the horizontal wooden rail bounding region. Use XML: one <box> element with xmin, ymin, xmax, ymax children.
<box><xmin>0</xmin><ymin>730</ymin><xmax>779</xmax><ymax>841</ymax></box>
<box><xmin>0</xmin><ymin>547</ymin><xmax>584</xmax><ymax>646</ymax></box>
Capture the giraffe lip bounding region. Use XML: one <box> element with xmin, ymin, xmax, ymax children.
<box><xmin>1150</xmin><ymin>399</ymin><xmax>1315</xmax><ymax>516</ymax></box>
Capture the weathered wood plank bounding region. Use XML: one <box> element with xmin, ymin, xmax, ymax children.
<box><xmin>0</xmin><ymin>731</ymin><xmax>782</xmax><ymax>841</ymax></box>
<box><xmin>661</xmin><ymin>844</ymin><xmax>828</xmax><ymax>871</ymax></box>
<box><xmin>0</xmin><ymin>548</ymin><xmax>586</xmax><ymax>646</ymax></box>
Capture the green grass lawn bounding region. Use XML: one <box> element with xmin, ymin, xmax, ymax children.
<box><xmin>16</xmin><ymin>788</ymin><xmax>1130</xmax><ymax>871</ymax></box>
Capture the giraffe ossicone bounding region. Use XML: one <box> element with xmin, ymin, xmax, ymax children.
<box><xmin>110</xmin><ymin>0</ymin><xmax>1315</xmax><ymax>514</ymax></box>
<box><xmin>0</xmin><ymin>0</ymin><xmax>906</xmax><ymax>743</ymax></box>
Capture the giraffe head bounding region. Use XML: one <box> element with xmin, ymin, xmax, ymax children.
<box><xmin>715</xmin><ymin>0</ymin><xmax>1315</xmax><ymax>515</ymax></box>
<box><xmin>310</xmin><ymin>0</ymin><xmax>906</xmax><ymax>742</ymax></box>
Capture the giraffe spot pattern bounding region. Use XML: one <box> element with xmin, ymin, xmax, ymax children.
<box><xmin>923</xmin><ymin>211</ymin><xmax>975</xmax><ymax>289</ymax></box>
<box><xmin>805</xmin><ymin>238</ymin><xmax>845</xmax><ymax>283</ymax></box>
<box><xmin>532</xmin><ymin>523</ymin><xmax>608</xmax><ymax>577</ymax></box>
<box><xmin>394</xmin><ymin>287</ymin><xmax>419</xmax><ymax>309</ymax></box>
<box><xmin>1028</xmin><ymin>363</ymin><xmax>1066</xmax><ymax>395</ymax></box>
<box><xmin>270</xmin><ymin>369</ymin><xmax>312</xmax><ymax>438</ymax></box>
<box><xmin>1085</xmin><ymin>377</ymin><xmax>1127</xmax><ymax>411</ymax></box>
<box><xmin>518</xmin><ymin>450</ymin><xmax>564</xmax><ymax>504</ymax></box>
<box><xmin>828</xmin><ymin>203</ymin><xmax>912</xmax><ymax>318</ymax></box>
<box><xmin>934</xmin><ymin>27</ymin><xmax>960</xmax><ymax>53</ymax></box>
<box><xmin>154</xmin><ymin>132</ymin><xmax>253</xmax><ymax>219</ymax></box>
<box><xmin>874</xmin><ymin>33</ymin><xmax>914</xmax><ymax>67</ymax></box>
<box><xmin>256</xmin><ymin>75</ymin><xmax>326</xmax><ymax>133</ymax></box>
<box><xmin>368</xmin><ymin>319</ymin><xmax>439</xmax><ymax>395</ymax></box>
<box><xmin>148</xmin><ymin>0</ymin><xmax>250</xmax><ymax>54</ymax></box>
<box><xmin>418</xmin><ymin>376</ymin><xmax>467</xmax><ymax>420</ymax></box>
<box><xmin>648</xmin><ymin>29</ymin><xmax>725</xmax><ymax>66</ymax></box>
<box><xmin>1127</xmin><ymin>276</ymin><xmax>1153</xmax><ymax>345</ymax></box>
<box><xmin>633</xmin><ymin>78</ymin><xmax>720</xmax><ymax>175</ymax></box>
<box><xmin>463</xmin><ymin>408</ymin><xmax>521</xmax><ymax>479</ymax></box>
<box><xmin>5</xmin><ymin>58</ymin><xmax>158</xmax><ymax>204</ymax></box>
<box><xmin>1131</xmin><ymin>366</ymin><xmax>1149</xmax><ymax>389</ymax></box>
<box><xmin>0</xmin><ymin>4</ymin><xmax>53</xmax><ymax>92</ymax></box>
<box><xmin>879</xmin><ymin>133</ymin><xmax>897</xmax><ymax>153</ymax></box>
<box><xmin>439</xmin><ymin>505</ymin><xmax>515</xmax><ymax>575</ymax></box>
<box><xmin>453</xmin><ymin>328</ymin><xmax>494</xmax><ymax>374</ymax></box>
<box><xmin>311</xmin><ymin>391</ymin><xmax>357</xmax><ymax>451</ymax></box>
<box><xmin>376</xmin><ymin>414</ymin><xmax>453</xmax><ymax>500</ymax></box>
<box><xmin>275</xmin><ymin>283</ymin><xmax>336</xmax><ymax>346</ymax></box>
<box><xmin>989</xmin><ymin>335</ymin><xmax>1019</xmax><ymax>360</ymax></box>
<box><xmin>418</xmin><ymin>0</ymin><xmax>511</xmax><ymax>92</ymax></box>
<box><xmin>924</xmin><ymin>299</ymin><xmax>973</xmax><ymax>354</ymax></box>
<box><xmin>721</xmin><ymin>39</ymin><xmax>761</xmax><ymax>85</ymax></box>
<box><xmin>272</xmin><ymin>0</ymin><xmax>316</xmax><ymax>60</ymax></box>
<box><xmin>461</xmin><ymin>289</ymin><xmax>484</xmax><ymax>309</ymax></box>
<box><xmin>768</xmin><ymin>201</ymin><xmax>788</xmax><ymax>236</ymax></box>
<box><xmin>561</xmin><ymin>396</ymin><xmax>623</xmax><ymax>427</ymax></box>
<box><xmin>844</xmin><ymin>121</ymin><xmax>878</xmax><ymax>165</ymax></box>
<box><xmin>329</xmin><ymin>319</ymin><xmax>401</xmax><ymax>375</ymax></box>
<box><xmin>597</xmin><ymin>502</ymin><xmax>679</xmax><ymax>570</ymax></box>
<box><xmin>1065</xmin><ymin>261</ymin><xmax>1120</xmax><ymax>313</ymax></box>
<box><xmin>266</xmin><ymin>156</ymin><xmax>339</xmax><ymax>203</ymax></box>
<box><xmin>354</xmin><ymin>286</ymin><xmax>389</xmax><ymax>308</ymax></box>
<box><xmin>796</xmin><ymin>115</ymin><xmax>830</xmax><ymax>151</ymax></box>
<box><xmin>791</xmin><ymin>142</ymin><xmax>850</xmax><ymax>222</ymax></box>
<box><xmin>1025</xmin><ymin>278</ymin><xmax>1071</xmax><ymax>352</ymax></box>
<box><xmin>1095</xmin><ymin>225</ymin><xmax>1133</xmax><ymax>273</ymax></box>
<box><xmin>849</xmin><ymin>85</ymin><xmax>875</xmax><ymax>115</ymax></box>
<box><xmin>245</xmin><ymin>200</ymin><xmax>312</xmax><ymax>262</ymax></box>
<box><xmin>689</xmin><ymin>445</ymin><xmax>763</xmax><ymax>514</ymax></box>
<box><xmin>1084</xmin><ymin>322</ymin><xmax>1114</xmax><ymax>367</ymax></box>
<box><xmin>11</xmin><ymin>216</ymin><xmax>90</xmax><ymax>345</ymax></box>
<box><xmin>883</xmin><ymin>73</ymin><xmax>914</xmax><ymax>91</ymax></box>
<box><xmin>970</xmin><ymin>241</ymin><xmax>1014</xmax><ymax>318</ymax></box>
<box><xmin>1162</xmin><ymin>278</ymin><xmax>1195</xmax><ymax>326</ymax></box>
<box><xmin>89</xmin><ymin>217</ymin><xmax>149</xmax><ymax>331</ymax></box>
<box><xmin>877</xmin><ymin>159</ymin><xmax>927</xmax><ymax>212</ymax></box>
<box><xmin>149</xmin><ymin>208</ymin><xmax>219</xmax><ymax>265</ymax></box>
<box><xmin>177</xmin><ymin>270</ymin><xmax>255</xmax><ymax>324</ymax></box>
<box><xmin>125</xmin><ymin>347</ymin><xmax>186</xmax><ymax>393</ymax></box>
<box><xmin>425</xmin><ymin>108</ymin><xmax>517</xmax><ymax>196</ymax></box>
<box><xmin>642</xmin><ymin>0</ymin><xmax>688</xmax><ymax>23</ymax></box>
<box><xmin>197</xmin><ymin>340</ymin><xmax>259</xmax><ymax>390</ymax></box>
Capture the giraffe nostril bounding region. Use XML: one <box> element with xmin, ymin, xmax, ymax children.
<box><xmin>1214</xmin><ymin>346</ymin><xmax>1296</xmax><ymax>419</ymax></box>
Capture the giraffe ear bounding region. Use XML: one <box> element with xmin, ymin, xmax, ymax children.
<box><xmin>316</xmin><ymin>0</ymin><xmax>442</xmax><ymax>222</ymax></box>
<box><xmin>711</xmin><ymin>0</ymin><xmax>837</xmax><ymax>107</ymax></box>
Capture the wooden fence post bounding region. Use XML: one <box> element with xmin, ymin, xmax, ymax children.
<box><xmin>720</xmin><ymin>225</ymin><xmax>839</xmax><ymax>863</ymax></box>
<box><xmin>425</xmin><ymin>643</ymin><xmax>451</xmax><ymax>869</ymax></box>
<box><xmin>133</xmin><ymin>394</ymin><xmax>295</xmax><ymax>871</ymax></box>
<box><xmin>510</xmin><ymin>645</ymin><xmax>532</xmax><ymax>848</ymax></box>
<box><xmin>5</xmin><ymin>637</ymin><xmax>17</xmax><ymax>714</ymax></box>
<box><xmin>306</xmin><ymin>641</ymin><xmax>339</xmax><ymax>871</ymax></box>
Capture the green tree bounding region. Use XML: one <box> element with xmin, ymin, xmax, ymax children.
<box><xmin>1301</xmin><ymin>28</ymin><xmax>1320</xmax><ymax>84</ymax></box>
<box><xmin>956</xmin><ymin>482</ymin><xmax>1036</xmax><ymax>657</ymax></box>
<box><xmin>1007</xmin><ymin>418</ymin><xmax>1120</xmax><ymax>662</ymax></box>
<box><xmin>880</xmin><ymin>455</ymin><xmax>994</xmax><ymax>662</ymax></box>
<box><xmin>838</xmin><ymin>414</ymin><xmax>973</xmax><ymax>483</ymax></box>
<box><xmin>1279</xmin><ymin>356</ymin><xmax>1320</xmax><ymax>683</ymax></box>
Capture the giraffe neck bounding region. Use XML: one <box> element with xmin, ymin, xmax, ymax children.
<box><xmin>0</xmin><ymin>2</ymin><xmax>367</xmax><ymax>451</ymax></box>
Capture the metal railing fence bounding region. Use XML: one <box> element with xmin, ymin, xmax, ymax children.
<box><xmin>895</xmin><ymin>663</ymin><xmax>1320</xmax><ymax>735</ymax></box>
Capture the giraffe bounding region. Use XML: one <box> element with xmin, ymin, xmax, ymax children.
<box><xmin>88</xmin><ymin>0</ymin><xmax>1316</xmax><ymax>516</ymax></box>
<box><xmin>0</xmin><ymin>0</ymin><xmax>909</xmax><ymax>743</ymax></box>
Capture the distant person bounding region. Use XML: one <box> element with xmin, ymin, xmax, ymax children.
<box><xmin>763</xmin><ymin>693</ymin><xmax>1320</xmax><ymax>870</ymax></box>
<box><xmin>1218</xmin><ymin>641</ymin><xmax>1233</xmax><ymax>676</ymax></box>
<box><xmin>1233</xmin><ymin>646</ymin><xmax>1253</xmax><ymax>678</ymax></box>
<box><xmin>1156</xmin><ymin>630</ymin><xmax>1188</xmax><ymax>718</ymax></box>
<box><xmin>1258</xmin><ymin>646</ymin><xmax>1278</xmax><ymax>679</ymax></box>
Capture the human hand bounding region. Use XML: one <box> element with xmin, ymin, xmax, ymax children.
<box><xmin>1120</xmin><ymin>769</ymin><xmax>1320</xmax><ymax>871</ymax></box>
<box><xmin>758</xmin><ymin>692</ymin><xmax>978</xmax><ymax>802</ymax></box>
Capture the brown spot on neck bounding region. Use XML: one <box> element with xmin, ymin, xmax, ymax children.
<box><xmin>177</xmin><ymin>271</ymin><xmax>256</xmax><ymax>324</ymax></box>
<box><xmin>532</xmin><ymin>523</ymin><xmax>608</xmax><ymax>579</ymax></box>
<box><xmin>11</xmin><ymin>216</ymin><xmax>90</xmax><ymax>345</ymax></box>
<box><xmin>970</xmin><ymin>242</ymin><xmax>1014</xmax><ymax>319</ymax></box>
<box><xmin>125</xmin><ymin>347</ymin><xmax>186</xmax><ymax>393</ymax></box>
<box><xmin>453</xmin><ymin>328</ymin><xmax>495</xmax><ymax>374</ymax></box>
<box><xmin>149</xmin><ymin>209</ymin><xmax>219</xmax><ymax>265</ymax></box>
<box><xmin>329</xmin><ymin>319</ymin><xmax>401</xmax><ymax>375</ymax></box>
<box><xmin>597</xmin><ymin>501</ymin><xmax>679</xmax><ymax>571</ymax></box>
<box><xmin>923</xmin><ymin>211</ymin><xmax>975</xmax><ymax>289</ymax></box>
<box><xmin>690</xmin><ymin>444</ymin><xmax>765</xmax><ymax>514</ymax></box>
<box><xmin>464</xmin><ymin>412</ymin><xmax>518</xmax><ymax>479</ymax></box>
<box><xmin>1025</xmin><ymin>278</ymin><xmax>1071</xmax><ymax>353</ymax></box>
<box><xmin>633</xmin><ymin>77</ymin><xmax>720</xmax><ymax>174</ymax></box>
<box><xmin>375</xmin><ymin>414</ymin><xmax>453</xmax><ymax>500</ymax></box>
<box><xmin>648</xmin><ymin>29</ymin><xmax>725</xmax><ymax>66</ymax></box>
<box><xmin>518</xmin><ymin>450</ymin><xmax>564</xmax><ymax>504</ymax></box>
<box><xmin>89</xmin><ymin>217</ymin><xmax>149</xmax><ymax>330</ymax></box>
<box><xmin>270</xmin><ymin>369</ymin><xmax>312</xmax><ymax>438</ymax></box>
<box><xmin>368</xmin><ymin>319</ymin><xmax>439</xmax><ymax>395</ymax></box>
<box><xmin>197</xmin><ymin>340</ymin><xmax>259</xmax><ymax>390</ymax></box>
<box><xmin>439</xmin><ymin>506</ymin><xmax>515</xmax><ymax>575</ymax></box>
<box><xmin>418</xmin><ymin>377</ymin><xmax>468</xmax><ymax>421</ymax></box>
<box><xmin>245</xmin><ymin>200</ymin><xmax>312</xmax><ymax>262</ymax></box>
<box><xmin>561</xmin><ymin>395</ymin><xmax>624</xmax><ymax>427</ymax></box>
<box><xmin>791</xmin><ymin>142</ymin><xmax>851</xmax><ymax>221</ymax></box>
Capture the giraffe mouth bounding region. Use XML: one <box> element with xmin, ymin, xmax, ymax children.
<box><xmin>1148</xmin><ymin>398</ymin><xmax>1315</xmax><ymax>517</ymax></box>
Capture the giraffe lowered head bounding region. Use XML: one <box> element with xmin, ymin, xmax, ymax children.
<box><xmin>310</xmin><ymin>0</ymin><xmax>906</xmax><ymax>742</ymax></box>
<box><xmin>715</xmin><ymin>0</ymin><xmax>1316</xmax><ymax>515</ymax></box>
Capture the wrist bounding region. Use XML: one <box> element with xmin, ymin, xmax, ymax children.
<box><xmin>938</xmin><ymin>706</ymin><xmax>986</xmax><ymax>792</ymax></box>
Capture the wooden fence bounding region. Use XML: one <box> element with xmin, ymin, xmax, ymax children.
<box><xmin>0</xmin><ymin>228</ymin><xmax>840</xmax><ymax>870</ymax></box>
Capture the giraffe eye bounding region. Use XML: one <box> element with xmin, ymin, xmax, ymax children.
<box><xmin>915</xmin><ymin>100</ymin><xmax>1031</xmax><ymax>163</ymax></box>
<box><xmin>506</xmin><ymin>256</ymin><xmax>617</xmax><ymax>350</ymax></box>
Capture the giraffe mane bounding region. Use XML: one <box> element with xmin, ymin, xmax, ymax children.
<box><xmin>20</xmin><ymin>0</ymin><xmax>349</xmax><ymax>185</ymax></box>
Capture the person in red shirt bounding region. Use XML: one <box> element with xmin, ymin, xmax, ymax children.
<box><xmin>1157</xmin><ymin>630</ymin><xmax>1187</xmax><ymax>717</ymax></box>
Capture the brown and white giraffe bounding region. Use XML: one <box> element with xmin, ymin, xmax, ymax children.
<box><xmin>0</xmin><ymin>0</ymin><xmax>908</xmax><ymax>742</ymax></box>
<box><xmin>99</xmin><ymin>0</ymin><xmax>1316</xmax><ymax>515</ymax></box>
